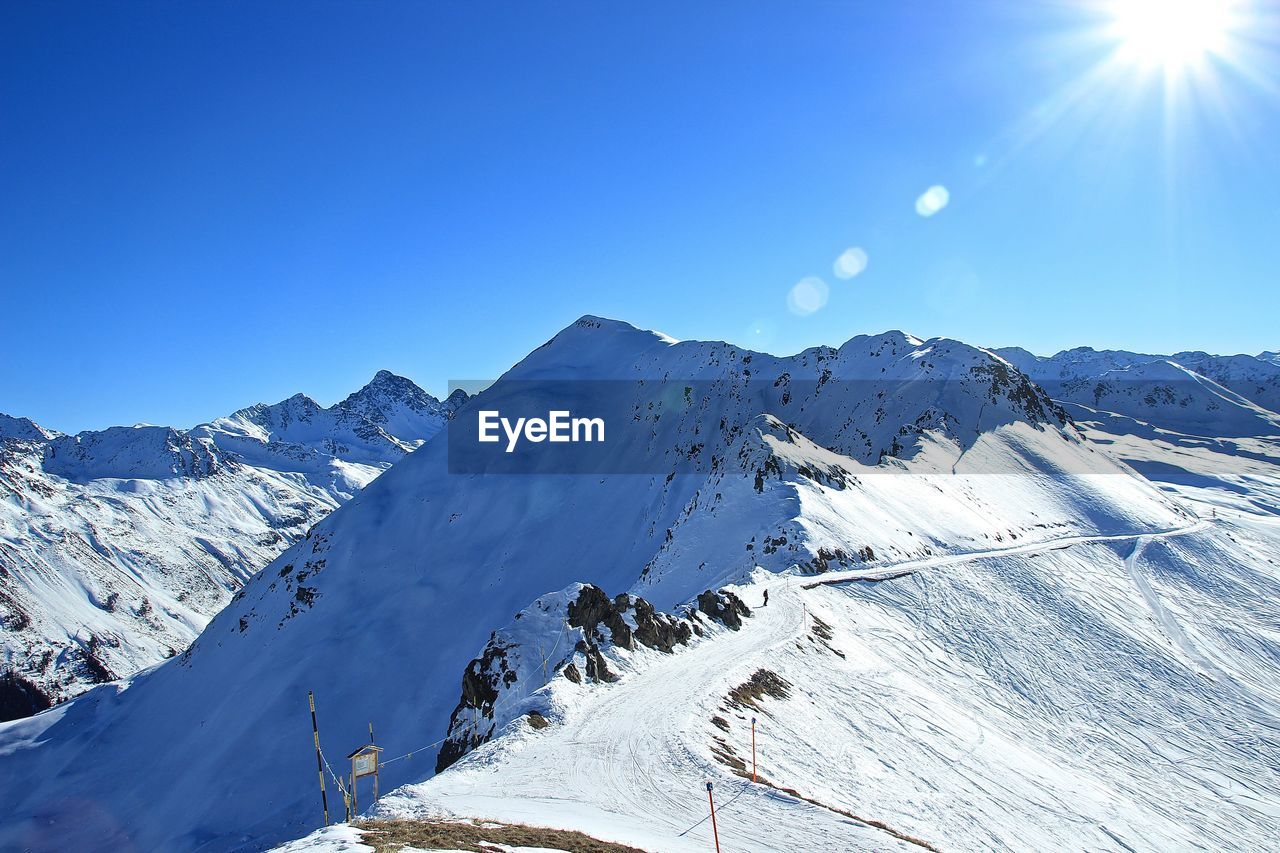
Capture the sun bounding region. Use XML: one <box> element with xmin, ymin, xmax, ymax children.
<box><xmin>1109</xmin><ymin>0</ymin><xmax>1239</xmax><ymax>70</ymax></box>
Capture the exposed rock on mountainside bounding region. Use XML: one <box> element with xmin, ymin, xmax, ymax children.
<box><xmin>435</xmin><ymin>583</ymin><xmax>743</xmax><ymax>772</ymax></box>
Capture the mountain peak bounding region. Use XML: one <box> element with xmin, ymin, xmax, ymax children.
<box><xmin>354</xmin><ymin>369</ymin><xmax>422</xmax><ymax>396</ymax></box>
<box><xmin>566</xmin><ymin>315</ymin><xmax>679</xmax><ymax>343</ymax></box>
<box><xmin>341</xmin><ymin>370</ymin><xmax>439</xmax><ymax>411</ymax></box>
<box><xmin>0</xmin><ymin>412</ymin><xmax>58</xmax><ymax>442</ymax></box>
<box><xmin>334</xmin><ymin>370</ymin><xmax>464</xmax><ymax>445</ymax></box>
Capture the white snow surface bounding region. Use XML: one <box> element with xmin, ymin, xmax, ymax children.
<box><xmin>360</xmin><ymin>521</ymin><xmax>1280</xmax><ymax>852</ymax></box>
<box><xmin>0</xmin><ymin>371</ymin><xmax>458</xmax><ymax>708</ymax></box>
<box><xmin>1</xmin><ymin>317</ymin><xmax>1276</xmax><ymax>853</ymax></box>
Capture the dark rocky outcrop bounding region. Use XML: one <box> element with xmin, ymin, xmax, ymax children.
<box><xmin>437</xmin><ymin>583</ymin><xmax>750</xmax><ymax>772</ymax></box>
<box><xmin>0</xmin><ymin>671</ymin><xmax>51</xmax><ymax>723</ymax></box>
<box><xmin>436</xmin><ymin>637</ymin><xmax>517</xmax><ymax>772</ymax></box>
<box><xmin>568</xmin><ymin>585</ymin><xmax>693</xmax><ymax>655</ymax></box>
<box><xmin>696</xmin><ymin>589</ymin><xmax>751</xmax><ymax>630</ymax></box>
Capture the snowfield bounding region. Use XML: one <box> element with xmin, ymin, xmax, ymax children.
<box><xmin>1</xmin><ymin>317</ymin><xmax>1278</xmax><ymax>852</ymax></box>
<box><xmin>316</xmin><ymin>519</ymin><xmax>1278</xmax><ymax>853</ymax></box>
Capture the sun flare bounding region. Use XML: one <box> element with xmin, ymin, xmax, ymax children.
<box><xmin>1110</xmin><ymin>0</ymin><xmax>1239</xmax><ymax>70</ymax></box>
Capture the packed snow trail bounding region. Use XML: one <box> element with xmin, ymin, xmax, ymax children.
<box><xmin>383</xmin><ymin>567</ymin><xmax>906</xmax><ymax>851</ymax></box>
<box><xmin>1123</xmin><ymin>536</ymin><xmax>1210</xmax><ymax>673</ymax></box>
<box><xmin>376</xmin><ymin>523</ymin><xmax>1212</xmax><ymax>852</ymax></box>
<box><xmin>804</xmin><ymin>521</ymin><xmax>1208</xmax><ymax>587</ymax></box>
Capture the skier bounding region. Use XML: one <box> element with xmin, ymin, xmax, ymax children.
<box><xmin>763</xmin><ymin>589</ymin><xmax>769</xmax><ymax>607</ymax></box>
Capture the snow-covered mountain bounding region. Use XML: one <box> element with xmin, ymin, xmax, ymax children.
<box><xmin>997</xmin><ymin>345</ymin><xmax>1280</xmax><ymax>436</ymax></box>
<box><xmin>0</xmin><ymin>372</ymin><xmax>463</xmax><ymax>718</ymax></box>
<box><xmin>996</xmin><ymin>344</ymin><xmax>1280</xmax><ymax>518</ymax></box>
<box><xmin>6</xmin><ymin>316</ymin><xmax>1258</xmax><ymax>853</ymax></box>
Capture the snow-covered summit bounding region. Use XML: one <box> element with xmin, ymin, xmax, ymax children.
<box><xmin>42</xmin><ymin>425</ymin><xmax>224</xmax><ymax>481</ymax></box>
<box><xmin>336</xmin><ymin>369</ymin><xmax>466</xmax><ymax>445</ymax></box>
<box><xmin>197</xmin><ymin>371</ymin><xmax>466</xmax><ymax>470</ymax></box>
<box><xmin>0</xmin><ymin>413</ymin><xmax>58</xmax><ymax>444</ymax></box>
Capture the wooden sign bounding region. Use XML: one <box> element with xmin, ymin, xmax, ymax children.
<box><xmin>353</xmin><ymin>750</ymin><xmax>377</xmax><ymax>778</ymax></box>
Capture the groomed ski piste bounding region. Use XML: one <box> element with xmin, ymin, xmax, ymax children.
<box><xmin>281</xmin><ymin>509</ymin><xmax>1280</xmax><ymax>852</ymax></box>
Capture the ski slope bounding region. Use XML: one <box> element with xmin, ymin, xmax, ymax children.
<box><xmin>334</xmin><ymin>517</ymin><xmax>1280</xmax><ymax>853</ymax></box>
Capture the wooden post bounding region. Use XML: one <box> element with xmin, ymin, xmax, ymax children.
<box><xmin>706</xmin><ymin>782</ymin><xmax>721</xmax><ymax>853</ymax></box>
<box><xmin>751</xmin><ymin>716</ymin><xmax>757</xmax><ymax>783</ymax></box>
<box><xmin>308</xmin><ymin>692</ymin><xmax>330</xmax><ymax>827</ymax></box>
<box><xmin>369</xmin><ymin>722</ymin><xmax>379</xmax><ymax>803</ymax></box>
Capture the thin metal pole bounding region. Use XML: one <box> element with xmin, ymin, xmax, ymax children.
<box><xmin>706</xmin><ymin>782</ymin><xmax>721</xmax><ymax>853</ymax></box>
<box><xmin>751</xmin><ymin>716</ymin><xmax>757</xmax><ymax>783</ymax></box>
<box><xmin>308</xmin><ymin>692</ymin><xmax>329</xmax><ymax>826</ymax></box>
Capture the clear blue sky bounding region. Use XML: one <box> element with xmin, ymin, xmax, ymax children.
<box><xmin>3</xmin><ymin>1</ymin><xmax>1277</xmax><ymax>433</ymax></box>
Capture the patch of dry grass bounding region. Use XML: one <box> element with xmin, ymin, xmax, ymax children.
<box><xmin>352</xmin><ymin>817</ymin><xmax>649</xmax><ymax>852</ymax></box>
<box><xmin>725</xmin><ymin>668</ymin><xmax>791</xmax><ymax>710</ymax></box>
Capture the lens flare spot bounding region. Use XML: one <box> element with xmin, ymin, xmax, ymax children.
<box><xmin>833</xmin><ymin>248</ymin><xmax>869</xmax><ymax>280</ymax></box>
<box><xmin>787</xmin><ymin>277</ymin><xmax>830</xmax><ymax>316</ymax></box>
<box><xmin>915</xmin><ymin>185</ymin><xmax>950</xmax><ymax>217</ymax></box>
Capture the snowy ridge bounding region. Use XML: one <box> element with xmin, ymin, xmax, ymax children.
<box><xmin>0</xmin><ymin>372</ymin><xmax>462</xmax><ymax>715</ymax></box>
<box><xmin>997</xmin><ymin>342</ymin><xmax>1280</xmax><ymax>520</ymax></box>
<box><xmin>997</xmin><ymin>344</ymin><xmax>1280</xmax><ymax>435</ymax></box>
<box><xmin>0</xmin><ymin>315</ymin><xmax>1198</xmax><ymax>845</ymax></box>
<box><xmin>0</xmin><ymin>415</ymin><xmax>56</xmax><ymax>444</ymax></box>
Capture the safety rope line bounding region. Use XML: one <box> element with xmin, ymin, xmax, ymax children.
<box><xmin>376</xmin><ymin>616</ymin><xmax>574</xmax><ymax>768</ymax></box>
<box><xmin>317</xmin><ymin>746</ymin><xmax>349</xmax><ymax>797</ymax></box>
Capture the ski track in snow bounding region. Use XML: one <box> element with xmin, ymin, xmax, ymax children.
<box><xmin>1123</xmin><ymin>536</ymin><xmax>1210</xmax><ymax>674</ymax></box>
<box><xmin>374</xmin><ymin>522</ymin><xmax>1214</xmax><ymax>853</ymax></box>
<box><xmin>1124</xmin><ymin>530</ymin><xmax>1280</xmax><ymax>735</ymax></box>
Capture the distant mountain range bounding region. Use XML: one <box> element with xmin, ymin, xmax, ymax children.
<box><xmin>996</xmin><ymin>345</ymin><xmax>1280</xmax><ymax>436</ymax></box>
<box><xmin>0</xmin><ymin>371</ymin><xmax>465</xmax><ymax>717</ymax></box>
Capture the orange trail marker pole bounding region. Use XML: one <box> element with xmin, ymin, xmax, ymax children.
<box><xmin>706</xmin><ymin>781</ymin><xmax>721</xmax><ymax>853</ymax></box>
<box><xmin>751</xmin><ymin>716</ymin><xmax>757</xmax><ymax>783</ymax></box>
